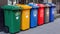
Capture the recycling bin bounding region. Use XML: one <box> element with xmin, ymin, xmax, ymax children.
<box><xmin>0</xmin><ymin>7</ymin><xmax>4</xmax><ymax>32</ymax></box>
<box><xmin>28</xmin><ymin>3</ymin><xmax>39</xmax><ymax>28</ymax></box>
<box><xmin>2</xmin><ymin>5</ymin><xmax>22</xmax><ymax>33</ymax></box>
<box><xmin>16</xmin><ymin>4</ymin><xmax>32</xmax><ymax>30</ymax></box>
<box><xmin>49</xmin><ymin>3</ymin><xmax>56</xmax><ymax>22</ymax></box>
<box><xmin>44</xmin><ymin>3</ymin><xmax>50</xmax><ymax>24</ymax></box>
<box><xmin>37</xmin><ymin>4</ymin><xmax>45</xmax><ymax>26</ymax></box>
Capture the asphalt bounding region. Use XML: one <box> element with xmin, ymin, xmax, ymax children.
<box><xmin>0</xmin><ymin>18</ymin><xmax>60</xmax><ymax>34</ymax></box>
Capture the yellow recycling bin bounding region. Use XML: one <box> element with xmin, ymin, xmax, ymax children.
<box><xmin>16</xmin><ymin>4</ymin><xmax>32</xmax><ymax>30</ymax></box>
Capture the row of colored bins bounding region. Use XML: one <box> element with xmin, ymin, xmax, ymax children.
<box><xmin>28</xmin><ymin>3</ymin><xmax>56</xmax><ymax>27</ymax></box>
<box><xmin>0</xmin><ymin>3</ymin><xmax>56</xmax><ymax>34</ymax></box>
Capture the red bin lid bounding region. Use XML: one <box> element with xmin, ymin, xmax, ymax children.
<box><xmin>36</xmin><ymin>4</ymin><xmax>45</xmax><ymax>7</ymax></box>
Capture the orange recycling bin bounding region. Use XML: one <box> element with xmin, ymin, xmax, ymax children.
<box><xmin>16</xmin><ymin>4</ymin><xmax>32</xmax><ymax>30</ymax></box>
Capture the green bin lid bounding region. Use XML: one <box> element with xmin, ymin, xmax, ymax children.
<box><xmin>1</xmin><ymin>5</ymin><xmax>22</xmax><ymax>11</ymax></box>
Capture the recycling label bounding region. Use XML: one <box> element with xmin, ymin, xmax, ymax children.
<box><xmin>15</xmin><ymin>12</ymin><xmax>20</xmax><ymax>20</ymax></box>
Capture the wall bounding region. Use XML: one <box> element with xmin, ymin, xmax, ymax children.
<box><xmin>0</xmin><ymin>0</ymin><xmax>7</xmax><ymax>6</ymax></box>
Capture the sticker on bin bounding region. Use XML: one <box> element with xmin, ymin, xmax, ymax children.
<box><xmin>52</xmin><ymin>8</ymin><xmax>55</xmax><ymax>14</ymax></box>
<box><xmin>16</xmin><ymin>16</ymin><xmax>19</xmax><ymax>20</ymax></box>
<box><xmin>52</xmin><ymin>11</ymin><xmax>54</xmax><ymax>14</ymax></box>
<box><xmin>33</xmin><ymin>10</ymin><xmax>37</xmax><ymax>17</ymax></box>
<box><xmin>47</xmin><ymin>11</ymin><xmax>49</xmax><ymax>16</ymax></box>
<box><xmin>46</xmin><ymin>8</ymin><xmax>49</xmax><ymax>16</ymax></box>
<box><xmin>15</xmin><ymin>12</ymin><xmax>20</xmax><ymax>20</ymax></box>
<box><xmin>26</xmin><ymin>15</ymin><xmax>28</xmax><ymax>18</ymax></box>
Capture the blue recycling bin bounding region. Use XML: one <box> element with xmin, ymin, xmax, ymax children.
<box><xmin>28</xmin><ymin>3</ymin><xmax>39</xmax><ymax>28</ymax></box>
<box><xmin>49</xmin><ymin>3</ymin><xmax>56</xmax><ymax>22</ymax></box>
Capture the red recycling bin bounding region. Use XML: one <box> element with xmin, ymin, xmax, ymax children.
<box><xmin>37</xmin><ymin>4</ymin><xmax>45</xmax><ymax>26</ymax></box>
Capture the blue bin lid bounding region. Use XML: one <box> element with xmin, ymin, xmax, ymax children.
<box><xmin>47</xmin><ymin>3</ymin><xmax>56</xmax><ymax>7</ymax></box>
<box><xmin>28</xmin><ymin>3</ymin><xmax>39</xmax><ymax>8</ymax></box>
<box><xmin>44</xmin><ymin>3</ymin><xmax>56</xmax><ymax>7</ymax></box>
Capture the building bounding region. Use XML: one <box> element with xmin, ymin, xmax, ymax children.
<box><xmin>0</xmin><ymin>0</ymin><xmax>60</xmax><ymax>13</ymax></box>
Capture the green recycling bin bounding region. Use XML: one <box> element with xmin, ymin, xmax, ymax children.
<box><xmin>2</xmin><ymin>5</ymin><xmax>22</xmax><ymax>33</ymax></box>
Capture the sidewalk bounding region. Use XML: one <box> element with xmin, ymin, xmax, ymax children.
<box><xmin>0</xmin><ymin>18</ymin><xmax>60</xmax><ymax>34</ymax></box>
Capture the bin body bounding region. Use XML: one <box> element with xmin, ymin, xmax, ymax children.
<box><xmin>44</xmin><ymin>4</ymin><xmax>50</xmax><ymax>23</ymax></box>
<box><xmin>30</xmin><ymin>8</ymin><xmax>38</xmax><ymax>27</ymax></box>
<box><xmin>21</xmin><ymin>9</ymin><xmax>30</xmax><ymax>30</ymax></box>
<box><xmin>37</xmin><ymin>4</ymin><xmax>44</xmax><ymax>25</ymax></box>
<box><xmin>0</xmin><ymin>7</ymin><xmax>4</xmax><ymax>31</ymax></box>
<box><xmin>28</xmin><ymin>3</ymin><xmax>38</xmax><ymax>28</ymax></box>
<box><xmin>16</xmin><ymin>4</ymin><xmax>31</xmax><ymax>30</ymax></box>
<box><xmin>49</xmin><ymin>3</ymin><xmax>56</xmax><ymax>22</ymax></box>
<box><xmin>2</xmin><ymin>5</ymin><xmax>21</xmax><ymax>33</ymax></box>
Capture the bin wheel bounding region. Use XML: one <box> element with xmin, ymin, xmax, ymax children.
<box><xmin>3</xmin><ymin>26</ymin><xmax>9</xmax><ymax>33</ymax></box>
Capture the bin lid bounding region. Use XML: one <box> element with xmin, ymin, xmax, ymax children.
<box><xmin>16</xmin><ymin>4</ymin><xmax>32</xmax><ymax>10</ymax></box>
<box><xmin>44</xmin><ymin>3</ymin><xmax>51</xmax><ymax>8</ymax></box>
<box><xmin>36</xmin><ymin>4</ymin><xmax>45</xmax><ymax>7</ymax></box>
<box><xmin>28</xmin><ymin>3</ymin><xmax>39</xmax><ymax>9</ymax></box>
<box><xmin>48</xmin><ymin>3</ymin><xmax>56</xmax><ymax>7</ymax></box>
<box><xmin>1</xmin><ymin>5</ymin><xmax>22</xmax><ymax>11</ymax></box>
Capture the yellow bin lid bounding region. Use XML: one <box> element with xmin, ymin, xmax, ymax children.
<box><xmin>16</xmin><ymin>4</ymin><xmax>32</xmax><ymax>10</ymax></box>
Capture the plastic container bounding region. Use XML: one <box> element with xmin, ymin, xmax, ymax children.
<box><xmin>16</xmin><ymin>4</ymin><xmax>32</xmax><ymax>30</ymax></box>
<box><xmin>28</xmin><ymin>3</ymin><xmax>39</xmax><ymax>28</ymax></box>
<box><xmin>2</xmin><ymin>5</ymin><xmax>22</xmax><ymax>33</ymax></box>
<box><xmin>44</xmin><ymin>3</ymin><xmax>50</xmax><ymax>23</ymax></box>
<box><xmin>37</xmin><ymin>4</ymin><xmax>45</xmax><ymax>25</ymax></box>
<box><xmin>49</xmin><ymin>3</ymin><xmax>56</xmax><ymax>22</ymax></box>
